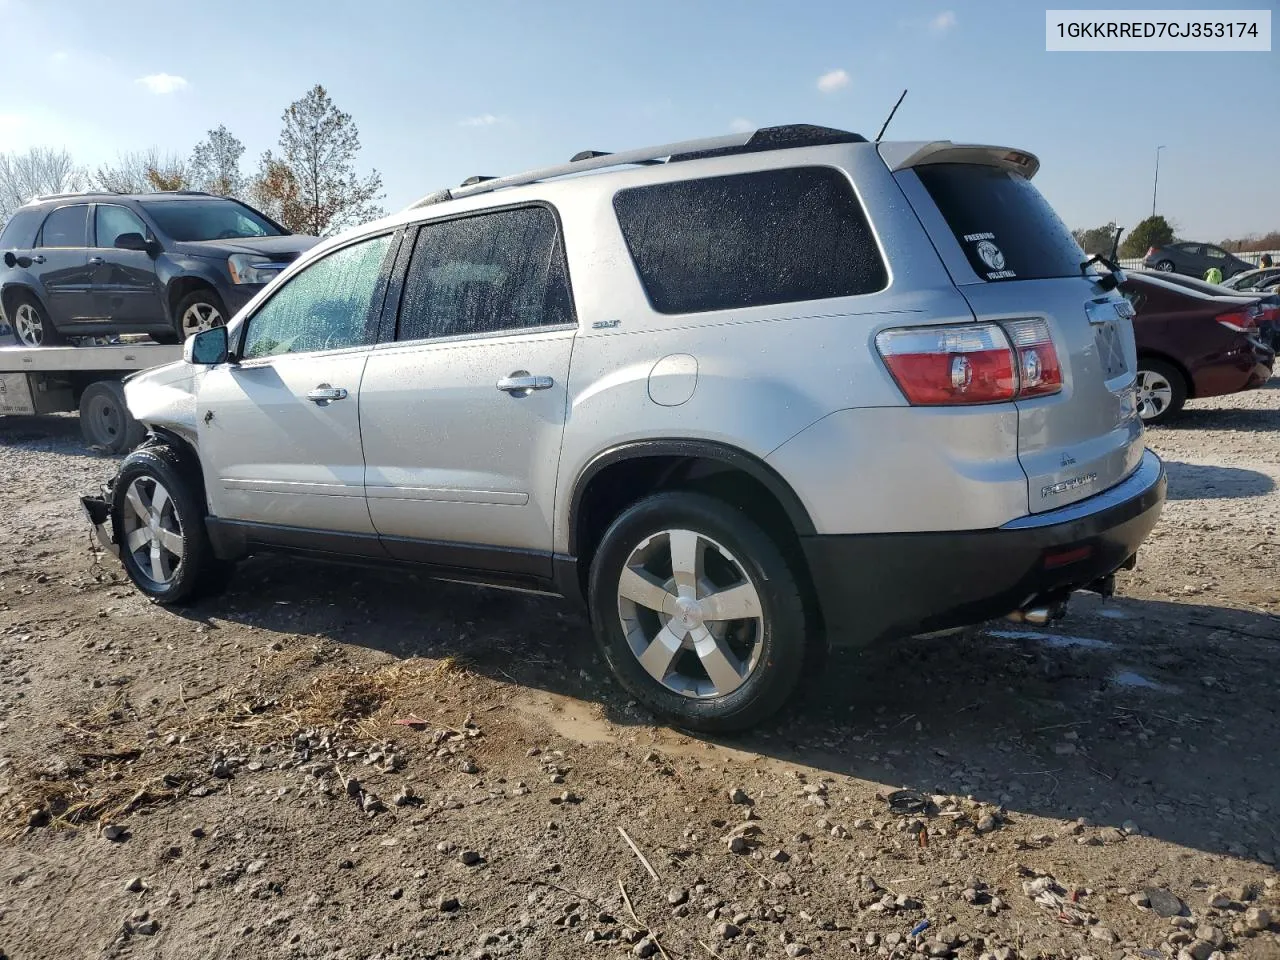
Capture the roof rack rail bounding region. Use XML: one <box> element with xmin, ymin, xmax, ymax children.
<box><xmin>407</xmin><ymin>124</ymin><xmax>866</xmax><ymax>210</ymax></box>
<box><xmin>154</xmin><ymin>190</ymin><xmax>214</xmax><ymax>196</ymax></box>
<box><xmin>29</xmin><ymin>189</ymin><xmax>121</xmax><ymax>203</ymax></box>
<box><xmin>460</xmin><ymin>175</ymin><xmax>497</xmax><ymax>187</ymax></box>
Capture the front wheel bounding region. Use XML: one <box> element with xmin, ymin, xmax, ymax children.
<box><xmin>172</xmin><ymin>289</ymin><xmax>228</xmax><ymax>342</ymax></box>
<box><xmin>588</xmin><ymin>492</ymin><xmax>808</xmax><ymax>733</ymax></box>
<box><xmin>111</xmin><ymin>445</ymin><xmax>233</xmax><ymax>604</ymax></box>
<box><xmin>1136</xmin><ymin>359</ymin><xmax>1186</xmax><ymax>425</ymax></box>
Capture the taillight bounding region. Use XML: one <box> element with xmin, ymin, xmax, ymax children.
<box><xmin>1146</xmin><ymin>247</ymin><xmax>1157</xmax><ymax>257</ymax></box>
<box><xmin>875</xmin><ymin>319</ymin><xmax>1062</xmax><ymax>406</ymax></box>
<box><xmin>1004</xmin><ymin>318</ymin><xmax>1063</xmax><ymax>397</ymax></box>
<box><xmin>1216</xmin><ymin>310</ymin><xmax>1257</xmax><ymax>333</ymax></box>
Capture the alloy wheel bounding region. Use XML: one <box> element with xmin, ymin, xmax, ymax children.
<box><xmin>120</xmin><ymin>475</ymin><xmax>185</xmax><ymax>586</ymax></box>
<box><xmin>13</xmin><ymin>303</ymin><xmax>43</xmax><ymax>346</ymax></box>
<box><xmin>180</xmin><ymin>302</ymin><xmax>224</xmax><ymax>338</ymax></box>
<box><xmin>1136</xmin><ymin>369</ymin><xmax>1173</xmax><ymax>420</ymax></box>
<box><xmin>616</xmin><ymin>528</ymin><xmax>765</xmax><ymax>699</ymax></box>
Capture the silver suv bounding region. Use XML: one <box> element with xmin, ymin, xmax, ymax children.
<box><xmin>83</xmin><ymin>124</ymin><xmax>1166</xmax><ymax>731</ymax></box>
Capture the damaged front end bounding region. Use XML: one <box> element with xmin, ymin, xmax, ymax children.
<box><xmin>81</xmin><ymin>479</ymin><xmax>118</xmax><ymax>557</ymax></box>
<box><xmin>80</xmin><ymin>357</ymin><xmax>203</xmax><ymax>560</ymax></box>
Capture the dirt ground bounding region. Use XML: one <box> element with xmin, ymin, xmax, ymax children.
<box><xmin>0</xmin><ymin>381</ymin><xmax>1277</xmax><ymax>960</ymax></box>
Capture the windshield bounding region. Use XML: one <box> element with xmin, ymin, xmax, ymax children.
<box><xmin>139</xmin><ymin>199</ymin><xmax>284</xmax><ymax>242</ymax></box>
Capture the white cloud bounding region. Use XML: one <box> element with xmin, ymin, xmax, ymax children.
<box><xmin>459</xmin><ymin>113</ymin><xmax>502</xmax><ymax>127</ymax></box>
<box><xmin>136</xmin><ymin>73</ymin><xmax>188</xmax><ymax>95</ymax></box>
<box><xmin>816</xmin><ymin>69</ymin><xmax>850</xmax><ymax>94</ymax></box>
<box><xmin>929</xmin><ymin>11</ymin><xmax>957</xmax><ymax>32</ymax></box>
<box><xmin>729</xmin><ymin>118</ymin><xmax>755</xmax><ymax>133</ymax></box>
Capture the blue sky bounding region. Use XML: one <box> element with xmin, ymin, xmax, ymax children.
<box><xmin>1</xmin><ymin>0</ymin><xmax>1276</xmax><ymax>240</ymax></box>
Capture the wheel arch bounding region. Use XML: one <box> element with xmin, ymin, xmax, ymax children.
<box><xmin>166</xmin><ymin>276</ymin><xmax>223</xmax><ymax>324</ymax></box>
<box><xmin>1</xmin><ymin>282</ymin><xmax>46</xmax><ymax>321</ymax></box>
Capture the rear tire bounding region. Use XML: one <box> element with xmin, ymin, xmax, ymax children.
<box><xmin>1155</xmin><ymin>260</ymin><xmax>1175</xmax><ymax>272</ymax></box>
<box><xmin>588</xmin><ymin>491</ymin><xmax>808</xmax><ymax>733</ymax></box>
<box><xmin>111</xmin><ymin>445</ymin><xmax>234</xmax><ymax>604</ymax></box>
<box><xmin>78</xmin><ymin>380</ymin><xmax>146</xmax><ymax>454</ymax></box>
<box><xmin>1136</xmin><ymin>359</ymin><xmax>1186</xmax><ymax>425</ymax></box>
<box><xmin>9</xmin><ymin>292</ymin><xmax>64</xmax><ymax>347</ymax></box>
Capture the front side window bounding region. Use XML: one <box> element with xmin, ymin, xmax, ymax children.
<box><xmin>613</xmin><ymin>167</ymin><xmax>887</xmax><ymax>313</ymax></box>
<box><xmin>138</xmin><ymin>198</ymin><xmax>284</xmax><ymax>242</ymax></box>
<box><xmin>397</xmin><ymin>205</ymin><xmax>573</xmax><ymax>341</ymax></box>
<box><xmin>38</xmin><ymin>205</ymin><xmax>88</xmax><ymax>247</ymax></box>
<box><xmin>95</xmin><ymin>205</ymin><xmax>149</xmax><ymax>247</ymax></box>
<box><xmin>241</xmin><ymin>233</ymin><xmax>391</xmax><ymax>360</ymax></box>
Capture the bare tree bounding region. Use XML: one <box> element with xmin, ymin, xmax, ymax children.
<box><xmin>251</xmin><ymin>85</ymin><xmax>384</xmax><ymax>236</ymax></box>
<box><xmin>0</xmin><ymin>147</ymin><xmax>86</xmax><ymax>225</ymax></box>
<box><xmin>189</xmin><ymin>125</ymin><xmax>245</xmax><ymax>197</ymax></box>
<box><xmin>93</xmin><ymin>148</ymin><xmax>189</xmax><ymax>194</ymax></box>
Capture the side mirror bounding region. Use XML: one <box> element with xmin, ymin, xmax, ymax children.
<box><xmin>114</xmin><ymin>232</ymin><xmax>153</xmax><ymax>253</ymax></box>
<box><xmin>184</xmin><ymin>326</ymin><xmax>228</xmax><ymax>365</ymax></box>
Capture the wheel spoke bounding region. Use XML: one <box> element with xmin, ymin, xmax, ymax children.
<box><xmin>126</xmin><ymin>484</ymin><xmax>149</xmax><ymax>521</ymax></box>
<box><xmin>618</xmin><ymin>565</ymin><xmax>674</xmax><ymax>612</ymax></box>
<box><xmin>637</xmin><ymin>622</ymin><xmax>685</xmax><ymax>683</ymax></box>
<box><xmin>667</xmin><ymin>530</ymin><xmax>703</xmax><ymax>599</ymax></box>
<box><xmin>148</xmin><ymin>541</ymin><xmax>164</xmax><ymax>581</ymax></box>
<box><xmin>150</xmin><ymin>483</ymin><xmax>171</xmax><ymax>519</ymax></box>
<box><xmin>700</xmin><ymin>581</ymin><xmax>762</xmax><ymax>622</ymax></box>
<box><xmin>156</xmin><ymin>527</ymin><xmax>184</xmax><ymax>559</ymax></box>
<box><xmin>690</xmin><ymin>625</ymin><xmax>745</xmax><ymax>695</ymax></box>
<box><xmin>126</xmin><ymin>527</ymin><xmax>153</xmax><ymax>553</ymax></box>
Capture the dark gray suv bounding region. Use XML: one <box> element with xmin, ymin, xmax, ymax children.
<box><xmin>0</xmin><ymin>191</ymin><xmax>317</xmax><ymax>346</ymax></box>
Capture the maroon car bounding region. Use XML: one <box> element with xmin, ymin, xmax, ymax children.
<box><xmin>1122</xmin><ymin>272</ymin><xmax>1274</xmax><ymax>424</ymax></box>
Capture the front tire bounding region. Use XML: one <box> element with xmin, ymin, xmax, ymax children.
<box><xmin>170</xmin><ymin>289</ymin><xmax>228</xmax><ymax>343</ymax></box>
<box><xmin>111</xmin><ymin>445</ymin><xmax>233</xmax><ymax>604</ymax></box>
<box><xmin>1136</xmin><ymin>359</ymin><xmax>1186</xmax><ymax>424</ymax></box>
<box><xmin>588</xmin><ymin>492</ymin><xmax>808</xmax><ymax>733</ymax></box>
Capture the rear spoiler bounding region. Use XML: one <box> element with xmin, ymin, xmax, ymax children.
<box><xmin>878</xmin><ymin>141</ymin><xmax>1040</xmax><ymax>179</ymax></box>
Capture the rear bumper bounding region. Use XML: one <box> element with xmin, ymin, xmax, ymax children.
<box><xmin>801</xmin><ymin>449</ymin><xmax>1166</xmax><ymax>645</ymax></box>
<box><xmin>1190</xmin><ymin>337</ymin><xmax>1275</xmax><ymax>398</ymax></box>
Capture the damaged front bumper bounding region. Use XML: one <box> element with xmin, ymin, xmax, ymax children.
<box><xmin>81</xmin><ymin>482</ymin><xmax>118</xmax><ymax>557</ymax></box>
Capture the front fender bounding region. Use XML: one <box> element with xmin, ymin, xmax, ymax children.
<box><xmin>123</xmin><ymin>360</ymin><xmax>202</xmax><ymax>449</ymax></box>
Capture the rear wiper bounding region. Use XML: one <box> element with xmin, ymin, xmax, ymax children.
<box><xmin>1081</xmin><ymin>226</ymin><xmax>1126</xmax><ymax>291</ymax></box>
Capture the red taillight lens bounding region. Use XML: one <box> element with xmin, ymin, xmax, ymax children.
<box><xmin>1004</xmin><ymin>318</ymin><xmax>1063</xmax><ymax>397</ymax></box>
<box><xmin>1146</xmin><ymin>247</ymin><xmax>1157</xmax><ymax>257</ymax></box>
<box><xmin>876</xmin><ymin>320</ymin><xmax>1063</xmax><ymax>406</ymax></box>
<box><xmin>1216</xmin><ymin>310</ymin><xmax>1256</xmax><ymax>332</ymax></box>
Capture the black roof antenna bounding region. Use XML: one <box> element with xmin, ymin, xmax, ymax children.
<box><xmin>874</xmin><ymin>89</ymin><xmax>908</xmax><ymax>143</ymax></box>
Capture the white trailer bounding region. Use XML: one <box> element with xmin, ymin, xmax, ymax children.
<box><xmin>0</xmin><ymin>342</ymin><xmax>181</xmax><ymax>452</ymax></box>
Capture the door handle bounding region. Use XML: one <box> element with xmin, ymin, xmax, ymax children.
<box><xmin>88</xmin><ymin>256</ymin><xmax>104</xmax><ymax>265</ymax></box>
<box><xmin>496</xmin><ymin>372</ymin><xmax>554</xmax><ymax>396</ymax></box>
<box><xmin>306</xmin><ymin>384</ymin><xmax>349</xmax><ymax>405</ymax></box>
<box><xmin>31</xmin><ymin>255</ymin><xmax>45</xmax><ymax>264</ymax></box>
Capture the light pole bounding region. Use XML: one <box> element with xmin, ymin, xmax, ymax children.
<box><xmin>1151</xmin><ymin>145</ymin><xmax>1166</xmax><ymax>218</ymax></box>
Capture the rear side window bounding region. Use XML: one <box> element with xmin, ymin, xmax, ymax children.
<box><xmin>613</xmin><ymin>167</ymin><xmax>887</xmax><ymax>314</ymax></box>
<box><xmin>397</xmin><ymin>205</ymin><xmax>574</xmax><ymax>342</ymax></box>
<box><xmin>915</xmin><ymin>163</ymin><xmax>1083</xmax><ymax>282</ymax></box>
<box><xmin>37</xmin><ymin>204</ymin><xmax>88</xmax><ymax>248</ymax></box>
<box><xmin>0</xmin><ymin>208</ymin><xmax>43</xmax><ymax>248</ymax></box>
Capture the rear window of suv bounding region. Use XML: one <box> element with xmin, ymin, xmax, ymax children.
<box><xmin>613</xmin><ymin>167</ymin><xmax>887</xmax><ymax>314</ymax></box>
<box><xmin>914</xmin><ymin>163</ymin><xmax>1084</xmax><ymax>282</ymax></box>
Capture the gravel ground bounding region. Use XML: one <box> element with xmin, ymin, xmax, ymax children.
<box><xmin>0</xmin><ymin>380</ymin><xmax>1277</xmax><ymax>960</ymax></box>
